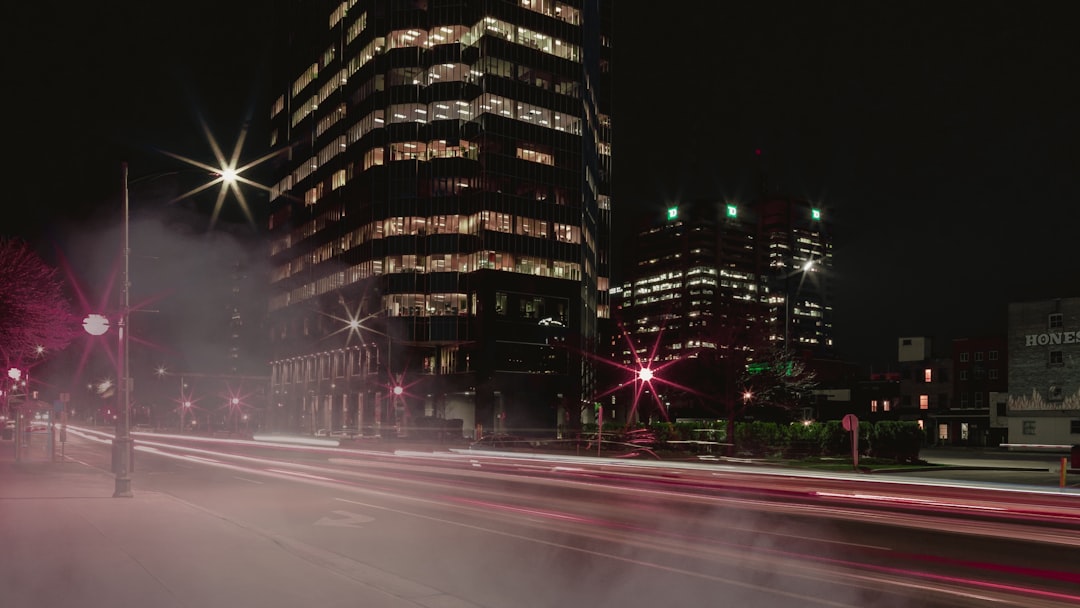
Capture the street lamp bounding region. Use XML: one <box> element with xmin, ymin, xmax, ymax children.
<box><xmin>230</xmin><ymin>396</ymin><xmax>241</xmax><ymax>433</ymax></box>
<box><xmin>181</xmin><ymin>400</ymin><xmax>192</xmax><ymax>432</ymax></box>
<box><xmin>107</xmin><ymin>161</ymin><xmax>242</xmax><ymax>496</ymax></box>
<box><xmin>112</xmin><ymin>162</ymin><xmax>134</xmax><ymax>498</ymax></box>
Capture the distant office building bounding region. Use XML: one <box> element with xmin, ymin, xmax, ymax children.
<box><xmin>756</xmin><ymin>195</ymin><xmax>834</xmax><ymax>358</ymax></box>
<box><xmin>612</xmin><ymin>196</ymin><xmax>832</xmax><ymax>420</ymax></box>
<box><xmin>611</xmin><ymin>200</ymin><xmax>760</xmax><ymax>420</ymax></box>
<box><xmin>264</xmin><ymin>1</ymin><xmax>613</xmax><ymax>437</ymax></box>
<box><xmin>1006</xmin><ymin>297</ymin><xmax>1080</xmax><ymax>446</ymax></box>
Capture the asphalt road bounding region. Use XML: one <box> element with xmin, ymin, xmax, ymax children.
<box><xmin>52</xmin><ymin>428</ymin><xmax>1080</xmax><ymax>608</ymax></box>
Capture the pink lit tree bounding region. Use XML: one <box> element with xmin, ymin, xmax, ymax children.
<box><xmin>0</xmin><ymin>238</ymin><xmax>78</xmax><ymax>370</ymax></box>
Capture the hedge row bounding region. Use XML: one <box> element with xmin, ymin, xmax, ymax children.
<box><xmin>582</xmin><ymin>419</ymin><xmax>923</xmax><ymax>463</ymax></box>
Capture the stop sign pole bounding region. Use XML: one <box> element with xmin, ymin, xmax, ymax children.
<box><xmin>842</xmin><ymin>414</ymin><xmax>859</xmax><ymax>470</ymax></box>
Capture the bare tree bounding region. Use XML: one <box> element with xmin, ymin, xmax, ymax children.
<box><xmin>740</xmin><ymin>344</ymin><xmax>818</xmax><ymax>421</ymax></box>
<box><xmin>0</xmin><ymin>238</ymin><xmax>77</xmax><ymax>369</ymax></box>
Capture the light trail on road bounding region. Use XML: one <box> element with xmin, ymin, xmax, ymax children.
<box><xmin>60</xmin><ymin>426</ymin><xmax>1080</xmax><ymax>607</ymax></box>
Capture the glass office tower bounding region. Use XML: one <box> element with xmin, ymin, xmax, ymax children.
<box><xmin>264</xmin><ymin>0</ymin><xmax>612</xmax><ymax>438</ymax></box>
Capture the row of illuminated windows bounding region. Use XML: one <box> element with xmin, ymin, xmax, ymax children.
<box><xmin>635</xmin><ymin>271</ymin><xmax>684</xmax><ymax>285</ymax></box>
<box><xmin>387</xmin><ymin>292</ymin><xmax>469</xmax><ymax>317</ymax></box>
<box><xmin>387</xmin><ymin>139</ymin><xmax>481</xmax><ymax>161</ymax></box>
<box><xmin>520</xmin><ymin>0</ymin><xmax>582</xmax><ymax>24</ymax></box>
<box><xmin>516</xmin><ymin>147</ymin><xmax>554</xmax><ymax>165</ymax></box>
<box><xmin>291</xmin><ymin>15</ymin><xmax>582</xmax><ymax>121</ymax></box>
<box><xmin>630</xmin><ymin>293</ymin><xmax>683</xmax><ymax>308</ymax></box>
<box><xmin>274</xmin><ymin>349</ymin><xmax>371</xmax><ymax>384</ymax></box>
<box><xmin>270</xmin><ymin>253</ymin><xmax>582</xmax><ymax>312</ymax></box>
<box><xmin>328</xmin><ymin>1</ymin><xmax>356</xmax><ymax>30</ymax></box>
<box><xmin>278</xmin><ymin>156</ymin><xmax>583</xmax><ymax>247</ymax></box>
<box><xmin>272</xmin><ymin>347</ymin><xmax>470</xmax><ymax>383</ymax></box>
<box><xmin>387</xmin><ymin>62</ymin><xmax>478</xmax><ymax>87</ymax></box>
<box><xmin>634</xmin><ymin>282</ymin><xmax>680</xmax><ymax>296</ymax></box>
<box><xmin>344</xmin><ymin>7</ymin><xmax>365</xmax><ymax>43</ymax></box>
<box><xmin>292</xmin><ymin>63</ymin><xmax>319</xmax><ymax>100</ymax></box>
<box><xmin>322</xmin><ymin>207</ymin><xmax>579</xmax><ymax>257</ymax></box>
<box><xmin>386</xmin><ymin>95</ymin><xmax>582</xmax><ymax>132</ymax></box>
<box><xmin>469</xmin><ymin>19</ymin><xmax>580</xmax><ymax>61</ymax></box>
<box><xmin>869</xmin><ymin>400</ymin><xmax>892</xmax><ymax>412</ymax></box>
<box><xmin>276</xmin><ymin>95</ymin><xmax>583</xmax><ymax>201</ymax></box>
<box><xmin>791</xmin><ymin>307</ymin><xmax>823</xmax><ymax>319</ymax></box>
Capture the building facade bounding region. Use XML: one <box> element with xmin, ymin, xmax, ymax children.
<box><xmin>612</xmin><ymin>196</ymin><xmax>833</xmax><ymax>422</ymax></box>
<box><xmin>1006</xmin><ymin>297</ymin><xmax>1080</xmax><ymax>446</ymax></box>
<box><xmin>264</xmin><ymin>0</ymin><xmax>613</xmax><ymax>437</ymax></box>
<box><xmin>757</xmin><ymin>195</ymin><xmax>834</xmax><ymax>358</ymax></box>
<box><xmin>894</xmin><ymin>336</ymin><xmax>952</xmax><ymax>437</ymax></box>
<box><xmin>943</xmin><ymin>335</ymin><xmax>1008</xmax><ymax>446</ymax></box>
<box><xmin>611</xmin><ymin>199</ymin><xmax>760</xmax><ymax>421</ymax></box>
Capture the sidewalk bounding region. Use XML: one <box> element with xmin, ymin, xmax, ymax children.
<box><xmin>918</xmin><ymin>446</ymin><xmax>1078</xmax><ymax>472</ymax></box>
<box><xmin>0</xmin><ymin>440</ymin><xmax>475</xmax><ymax>608</ymax></box>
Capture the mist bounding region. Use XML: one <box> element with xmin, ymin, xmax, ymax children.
<box><xmin>34</xmin><ymin>191</ymin><xmax>271</xmax><ymax>416</ymax></box>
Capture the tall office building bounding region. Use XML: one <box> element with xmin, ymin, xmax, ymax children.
<box><xmin>264</xmin><ymin>0</ymin><xmax>612</xmax><ymax>437</ymax></box>
<box><xmin>757</xmin><ymin>195</ymin><xmax>834</xmax><ymax>357</ymax></box>
<box><xmin>613</xmin><ymin>196</ymin><xmax>832</xmax><ymax>420</ymax></box>
<box><xmin>612</xmin><ymin>200</ymin><xmax>762</xmax><ymax>420</ymax></box>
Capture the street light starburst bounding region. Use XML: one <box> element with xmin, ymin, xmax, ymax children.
<box><xmin>321</xmin><ymin>301</ymin><xmax>385</xmax><ymax>346</ymax></box>
<box><xmin>159</xmin><ymin>115</ymin><xmax>280</xmax><ymax>231</ymax></box>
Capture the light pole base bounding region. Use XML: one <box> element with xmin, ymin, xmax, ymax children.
<box><xmin>111</xmin><ymin>436</ymin><xmax>134</xmax><ymax>497</ymax></box>
<box><xmin>113</xmin><ymin>476</ymin><xmax>133</xmax><ymax>498</ymax></box>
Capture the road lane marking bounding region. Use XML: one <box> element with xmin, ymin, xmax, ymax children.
<box><xmin>232</xmin><ymin>475</ymin><xmax>264</xmax><ymax>485</ymax></box>
<box><xmin>314</xmin><ymin>509</ymin><xmax>375</xmax><ymax>528</ymax></box>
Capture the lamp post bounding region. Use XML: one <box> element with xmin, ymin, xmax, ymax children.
<box><xmin>107</xmin><ymin>161</ymin><xmax>237</xmax><ymax>495</ymax></box>
<box><xmin>9</xmin><ymin>367</ymin><xmax>24</xmax><ymax>462</ymax></box>
<box><xmin>112</xmin><ymin>162</ymin><xmax>134</xmax><ymax>498</ymax></box>
<box><xmin>181</xmin><ymin>399</ymin><xmax>192</xmax><ymax>432</ymax></box>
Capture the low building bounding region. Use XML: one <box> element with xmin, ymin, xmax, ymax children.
<box><xmin>933</xmin><ymin>336</ymin><xmax>1008</xmax><ymax>446</ymax></box>
<box><xmin>896</xmin><ymin>337</ymin><xmax>952</xmax><ymax>438</ymax></box>
<box><xmin>1006</xmin><ymin>297</ymin><xmax>1080</xmax><ymax>447</ymax></box>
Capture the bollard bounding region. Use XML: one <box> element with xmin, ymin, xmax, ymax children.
<box><xmin>1062</xmin><ymin>457</ymin><xmax>1068</xmax><ymax>489</ymax></box>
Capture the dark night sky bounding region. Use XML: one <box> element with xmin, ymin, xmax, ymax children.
<box><xmin>9</xmin><ymin>2</ymin><xmax>1079</xmax><ymax>369</ymax></box>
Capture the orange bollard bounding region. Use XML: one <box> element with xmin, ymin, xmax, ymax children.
<box><xmin>1062</xmin><ymin>457</ymin><xmax>1068</xmax><ymax>489</ymax></box>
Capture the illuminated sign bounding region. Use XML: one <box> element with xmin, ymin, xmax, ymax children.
<box><xmin>726</xmin><ymin>204</ymin><xmax>737</xmax><ymax>218</ymax></box>
<box><xmin>666</xmin><ymin>206</ymin><xmax>678</xmax><ymax>221</ymax></box>
<box><xmin>811</xmin><ymin>208</ymin><xmax>822</xmax><ymax>220</ymax></box>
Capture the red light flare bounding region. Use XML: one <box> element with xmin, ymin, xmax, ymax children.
<box><xmin>55</xmin><ymin>246</ymin><xmax>121</xmax><ymax>383</ymax></box>
<box><xmin>382</xmin><ymin>367</ymin><xmax>421</xmax><ymax>404</ymax></box>
<box><xmin>55</xmin><ymin>246</ymin><xmax>180</xmax><ymax>386</ymax></box>
<box><xmin>172</xmin><ymin>387</ymin><xmax>204</xmax><ymax>417</ymax></box>
<box><xmin>580</xmin><ymin>322</ymin><xmax>712</xmax><ymax>423</ymax></box>
<box><xmin>219</xmin><ymin>384</ymin><xmax>255</xmax><ymax>416</ymax></box>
